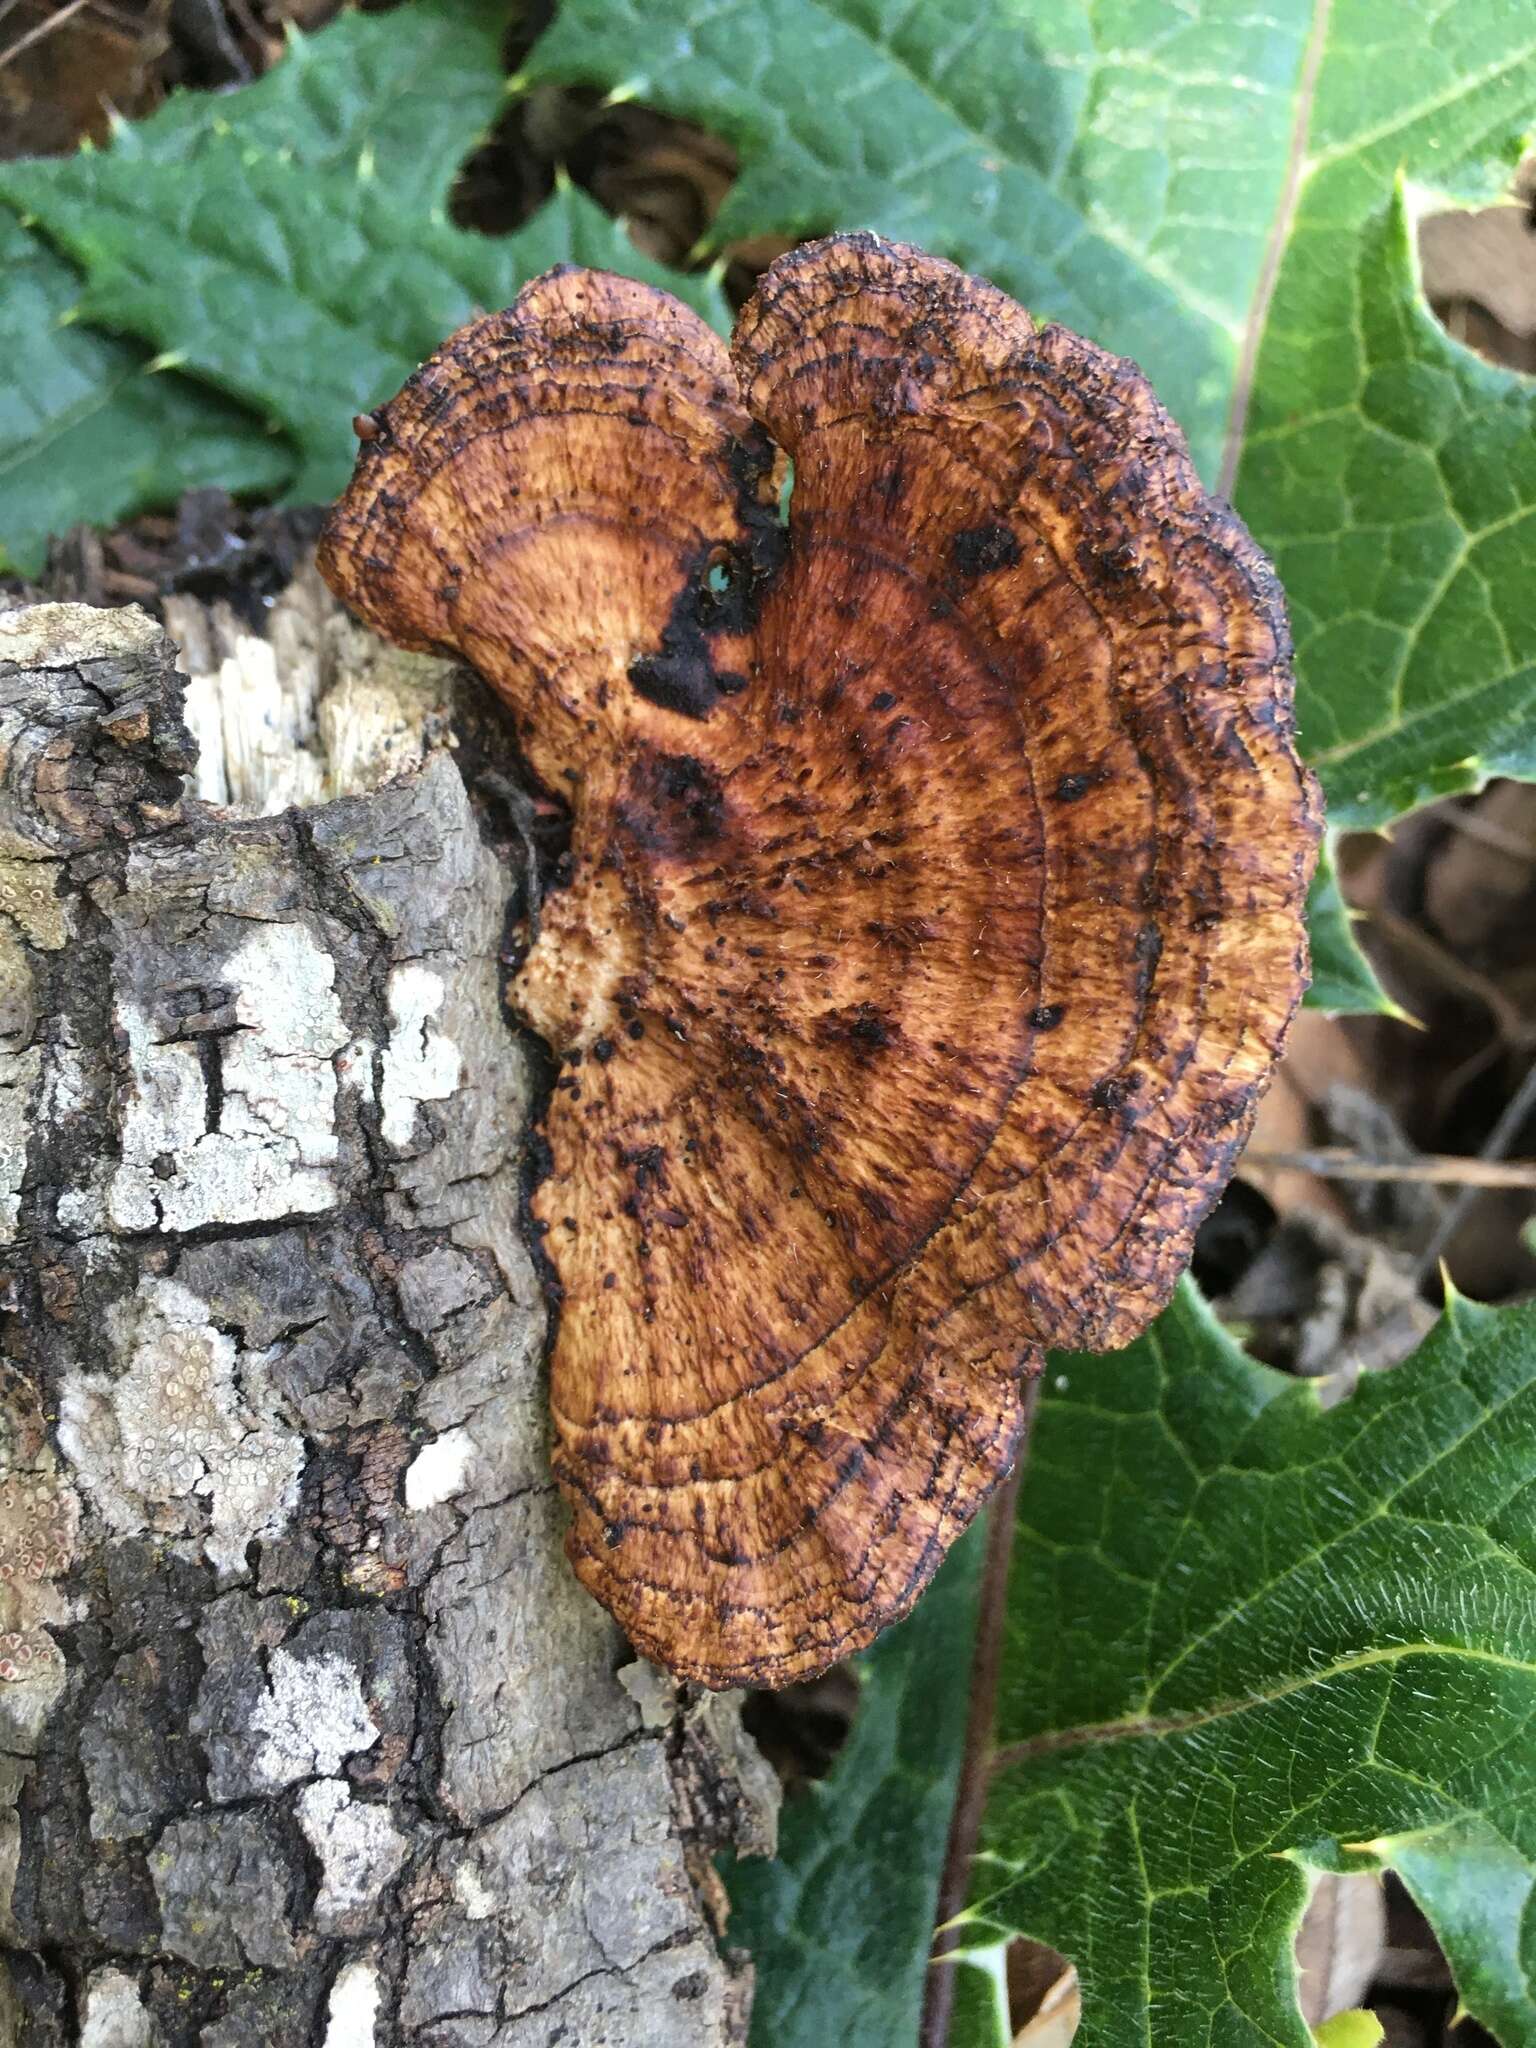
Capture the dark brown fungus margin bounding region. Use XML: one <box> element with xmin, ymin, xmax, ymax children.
<box><xmin>318</xmin><ymin>234</ymin><xmax>1322</xmax><ymax>1689</ymax></box>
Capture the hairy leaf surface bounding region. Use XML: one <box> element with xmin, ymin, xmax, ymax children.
<box><xmin>722</xmin><ymin>1520</ymin><xmax>986</xmax><ymax>2047</ymax></box>
<box><xmin>0</xmin><ymin>214</ymin><xmax>289</xmax><ymax>573</ymax></box>
<box><xmin>0</xmin><ymin>0</ymin><xmax>725</xmax><ymax>548</ymax></box>
<box><xmin>949</xmin><ymin>1284</ymin><xmax>1536</xmax><ymax>2046</ymax></box>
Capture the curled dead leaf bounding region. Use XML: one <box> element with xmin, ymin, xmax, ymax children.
<box><xmin>319</xmin><ymin>234</ymin><xmax>1320</xmax><ymax>1687</ymax></box>
<box><xmin>1008</xmin><ymin>1938</ymin><xmax>1081</xmax><ymax>2045</ymax></box>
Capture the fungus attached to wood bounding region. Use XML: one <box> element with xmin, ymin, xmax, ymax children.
<box><xmin>318</xmin><ymin>234</ymin><xmax>1321</xmax><ymax>1689</ymax></box>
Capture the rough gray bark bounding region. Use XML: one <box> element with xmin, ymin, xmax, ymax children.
<box><xmin>0</xmin><ymin>595</ymin><xmax>776</xmax><ymax>2047</ymax></box>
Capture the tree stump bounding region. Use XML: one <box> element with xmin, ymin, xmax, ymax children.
<box><xmin>0</xmin><ymin>591</ymin><xmax>775</xmax><ymax>2047</ymax></box>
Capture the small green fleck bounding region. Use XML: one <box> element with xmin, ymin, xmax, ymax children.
<box><xmin>1314</xmin><ymin>2012</ymin><xmax>1386</xmax><ymax>2048</ymax></box>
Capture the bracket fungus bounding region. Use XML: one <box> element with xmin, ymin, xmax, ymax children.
<box><xmin>318</xmin><ymin>234</ymin><xmax>1321</xmax><ymax>1689</ymax></box>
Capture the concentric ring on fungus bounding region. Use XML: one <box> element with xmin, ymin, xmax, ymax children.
<box><xmin>318</xmin><ymin>233</ymin><xmax>1322</xmax><ymax>1689</ymax></box>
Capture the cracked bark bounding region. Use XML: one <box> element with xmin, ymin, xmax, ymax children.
<box><xmin>0</xmin><ymin>591</ymin><xmax>777</xmax><ymax>2047</ymax></box>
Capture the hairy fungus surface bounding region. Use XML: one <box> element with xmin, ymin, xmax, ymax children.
<box><xmin>318</xmin><ymin>234</ymin><xmax>1321</xmax><ymax>1688</ymax></box>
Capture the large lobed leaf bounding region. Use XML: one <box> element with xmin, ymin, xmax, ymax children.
<box><xmin>0</xmin><ymin>0</ymin><xmax>726</xmax><ymax>561</ymax></box>
<box><xmin>524</xmin><ymin>0</ymin><xmax>1313</xmax><ymax>486</ymax></box>
<box><xmin>0</xmin><ymin>212</ymin><xmax>290</xmax><ymax>574</ymax></box>
<box><xmin>1233</xmin><ymin>10</ymin><xmax>1536</xmax><ymax>829</ymax></box>
<box><xmin>949</xmin><ymin>1283</ymin><xmax>1536</xmax><ymax>2047</ymax></box>
<box><xmin>1303</xmin><ymin>837</ymin><xmax>1403</xmax><ymax>1019</ymax></box>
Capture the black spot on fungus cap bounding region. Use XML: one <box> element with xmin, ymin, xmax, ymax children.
<box><xmin>318</xmin><ymin>232</ymin><xmax>1322</xmax><ymax>1690</ymax></box>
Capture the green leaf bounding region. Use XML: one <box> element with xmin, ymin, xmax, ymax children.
<box><xmin>1232</xmin><ymin>29</ymin><xmax>1536</xmax><ymax>828</ymax></box>
<box><xmin>0</xmin><ymin>0</ymin><xmax>727</xmax><ymax>515</ymax></box>
<box><xmin>522</xmin><ymin>0</ymin><xmax>1315</xmax><ymax>484</ymax></box>
<box><xmin>948</xmin><ymin>1282</ymin><xmax>1536</xmax><ymax>2047</ymax></box>
<box><xmin>0</xmin><ymin>213</ymin><xmax>290</xmax><ymax>575</ymax></box>
<box><xmin>721</xmin><ymin>1513</ymin><xmax>987</xmax><ymax>2048</ymax></box>
<box><xmin>1303</xmin><ymin>834</ymin><xmax>1399</xmax><ymax>1016</ymax></box>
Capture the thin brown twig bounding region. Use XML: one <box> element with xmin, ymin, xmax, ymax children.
<box><xmin>1244</xmin><ymin>1146</ymin><xmax>1536</xmax><ymax>1189</ymax></box>
<box><xmin>1369</xmin><ymin>905</ymin><xmax>1531</xmax><ymax>1047</ymax></box>
<box><xmin>0</xmin><ymin>0</ymin><xmax>93</xmax><ymax>73</ymax></box>
<box><xmin>920</xmin><ymin>1379</ymin><xmax>1036</xmax><ymax>2048</ymax></box>
<box><xmin>1442</xmin><ymin>804</ymin><xmax>1536</xmax><ymax>863</ymax></box>
<box><xmin>78</xmin><ymin>0</ymin><xmax>146</xmax><ymax>33</ymax></box>
<box><xmin>1434</xmin><ymin>1036</ymin><xmax>1510</xmax><ymax>1136</ymax></box>
<box><xmin>1417</xmin><ymin>1056</ymin><xmax>1536</xmax><ymax>1280</ymax></box>
<box><xmin>222</xmin><ymin>0</ymin><xmax>263</xmax><ymax>74</ymax></box>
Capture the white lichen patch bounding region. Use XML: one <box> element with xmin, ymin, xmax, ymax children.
<box><xmin>0</xmin><ymin>1625</ymin><xmax>68</xmax><ymax>1754</ymax></box>
<box><xmin>452</xmin><ymin>1859</ymin><xmax>498</xmax><ymax>1922</ymax></box>
<box><xmin>251</xmin><ymin>1647</ymin><xmax>378</xmax><ymax>1788</ymax></box>
<box><xmin>0</xmin><ymin>1044</ymin><xmax>39</xmax><ymax>1246</ymax></box>
<box><xmin>38</xmin><ymin>1033</ymin><xmax>88</xmax><ymax>1122</ymax></box>
<box><xmin>0</xmin><ymin>854</ymin><xmax>68</xmax><ymax>950</ymax></box>
<box><xmin>0</xmin><ymin>1467</ymin><xmax>77</xmax><ymax>1606</ymax></box>
<box><xmin>0</xmin><ymin>599</ymin><xmax>163</xmax><ymax>667</ymax></box>
<box><xmin>379</xmin><ymin>965</ymin><xmax>461</xmax><ymax>1151</ymax></box>
<box><xmin>80</xmin><ymin>1965</ymin><xmax>153</xmax><ymax>2048</ymax></box>
<box><xmin>59</xmin><ymin>1277</ymin><xmax>304</xmax><ymax>1574</ymax></box>
<box><xmin>220</xmin><ymin>923</ymin><xmax>347</xmax><ymax>1165</ymax></box>
<box><xmin>0</xmin><ymin>920</ymin><xmax>39</xmax><ymax>1246</ymax></box>
<box><xmin>336</xmin><ymin>1035</ymin><xmax>376</xmax><ymax>1098</ymax></box>
<box><xmin>0</xmin><ymin>1365</ymin><xmax>79</xmax><ymax>1761</ymax></box>
<box><xmin>297</xmin><ymin>1778</ymin><xmax>409</xmax><ymax>1929</ymax></box>
<box><xmin>404</xmin><ymin>1427</ymin><xmax>476</xmax><ymax>1511</ymax></box>
<box><xmin>108</xmin><ymin>921</ymin><xmax>347</xmax><ymax>1232</ymax></box>
<box><xmin>323</xmin><ymin>1959</ymin><xmax>382</xmax><ymax>2048</ymax></box>
<box><xmin>54</xmin><ymin>1183</ymin><xmax>107</xmax><ymax>1240</ymax></box>
<box><xmin>618</xmin><ymin>1660</ymin><xmax>681</xmax><ymax>1734</ymax></box>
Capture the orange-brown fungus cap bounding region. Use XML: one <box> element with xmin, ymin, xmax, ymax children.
<box><xmin>318</xmin><ymin>235</ymin><xmax>1321</xmax><ymax>1688</ymax></box>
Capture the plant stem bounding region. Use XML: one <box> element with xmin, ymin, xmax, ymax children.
<box><xmin>920</xmin><ymin>1377</ymin><xmax>1036</xmax><ymax>2048</ymax></box>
